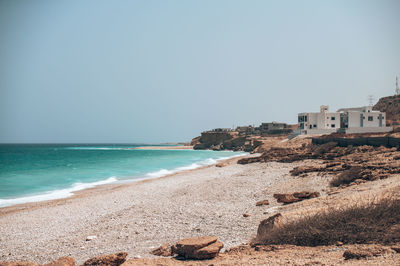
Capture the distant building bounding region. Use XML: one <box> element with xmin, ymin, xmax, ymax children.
<box><xmin>205</xmin><ymin>128</ymin><xmax>233</xmax><ymax>133</ymax></box>
<box><xmin>298</xmin><ymin>105</ymin><xmax>392</xmax><ymax>135</ymax></box>
<box><xmin>236</xmin><ymin>122</ymin><xmax>292</xmax><ymax>136</ymax></box>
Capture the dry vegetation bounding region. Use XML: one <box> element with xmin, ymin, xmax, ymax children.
<box><xmin>253</xmin><ymin>194</ymin><xmax>400</xmax><ymax>247</ymax></box>
<box><xmin>239</xmin><ymin>141</ymin><xmax>400</xmax><ymax>188</ymax></box>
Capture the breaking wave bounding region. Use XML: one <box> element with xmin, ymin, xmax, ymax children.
<box><xmin>0</xmin><ymin>177</ymin><xmax>117</xmax><ymax>208</ymax></box>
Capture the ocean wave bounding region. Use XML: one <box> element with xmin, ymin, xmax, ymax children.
<box><xmin>0</xmin><ymin>177</ymin><xmax>117</xmax><ymax>208</ymax></box>
<box><xmin>65</xmin><ymin>147</ymin><xmax>130</xmax><ymax>150</ymax></box>
<box><xmin>145</xmin><ymin>152</ymin><xmax>247</xmax><ymax>179</ymax></box>
<box><xmin>0</xmin><ymin>152</ymin><xmax>247</xmax><ymax>208</ymax></box>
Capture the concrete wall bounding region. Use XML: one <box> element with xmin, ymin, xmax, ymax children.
<box><xmin>300</xmin><ymin>128</ymin><xmax>337</xmax><ymax>135</ymax></box>
<box><xmin>312</xmin><ymin>136</ymin><xmax>400</xmax><ymax>148</ymax></box>
<box><xmin>345</xmin><ymin>127</ymin><xmax>393</xmax><ymax>134</ymax></box>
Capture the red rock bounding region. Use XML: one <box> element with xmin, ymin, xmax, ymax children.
<box><xmin>257</xmin><ymin>213</ymin><xmax>283</xmax><ymax>239</ymax></box>
<box><xmin>273</xmin><ymin>194</ymin><xmax>302</xmax><ymax>204</ymax></box>
<box><xmin>151</xmin><ymin>243</ymin><xmax>172</xmax><ymax>257</ymax></box>
<box><xmin>256</xmin><ymin>200</ymin><xmax>269</xmax><ymax>206</ymax></box>
<box><xmin>192</xmin><ymin>241</ymin><xmax>224</xmax><ymax>259</ymax></box>
<box><xmin>171</xmin><ymin>236</ymin><xmax>222</xmax><ymax>259</ymax></box>
<box><xmin>243</xmin><ymin>213</ymin><xmax>251</xmax><ymax>217</ymax></box>
<box><xmin>83</xmin><ymin>252</ymin><xmax>127</xmax><ymax>266</ymax></box>
<box><xmin>0</xmin><ymin>262</ymin><xmax>39</xmax><ymax>266</ymax></box>
<box><xmin>292</xmin><ymin>191</ymin><xmax>320</xmax><ymax>199</ymax></box>
<box><xmin>43</xmin><ymin>257</ymin><xmax>75</xmax><ymax>266</ymax></box>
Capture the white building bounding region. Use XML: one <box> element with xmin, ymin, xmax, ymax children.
<box><xmin>298</xmin><ymin>105</ymin><xmax>392</xmax><ymax>135</ymax></box>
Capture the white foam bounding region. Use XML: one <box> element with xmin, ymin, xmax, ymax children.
<box><xmin>0</xmin><ymin>152</ymin><xmax>248</xmax><ymax>208</ymax></box>
<box><xmin>65</xmin><ymin>147</ymin><xmax>130</xmax><ymax>150</ymax></box>
<box><xmin>0</xmin><ymin>177</ymin><xmax>117</xmax><ymax>208</ymax></box>
<box><xmin>145</xmin><ymin>169</ymin><xmax>174</xmax><ymax>178</ymax></box>
<box><xmin>144</xmin><ymin>152</ymin><xmax>248</xmax><ymax>179</ymax></box>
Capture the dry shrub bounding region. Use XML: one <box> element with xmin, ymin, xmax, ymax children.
<box><xmin>254</xmin><ymin>195</ymin><xmax>400</xmax><ymax>246</ymax></box>
<box><xmin>329</xmin><ymin>166</ymin><xmax>362</xmax><ymax>187</ymax></box>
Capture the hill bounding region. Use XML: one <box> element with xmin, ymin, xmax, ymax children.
<box><xmin>373</xmin><ymin>95</ymin><xmax>400</xmax><ymax>125</ymax></box>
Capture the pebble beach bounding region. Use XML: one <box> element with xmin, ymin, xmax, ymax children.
<box><xmin>0</xmin><ymin>155</ymin><xmax>323</xmax><ymax>264</ymax></box>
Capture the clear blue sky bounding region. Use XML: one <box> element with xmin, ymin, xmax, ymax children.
<box><xmin>1</xmin><ymin>0</ymin><xmax>399</xmax><ymax>143</ymax></box>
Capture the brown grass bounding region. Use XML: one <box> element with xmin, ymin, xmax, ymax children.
<box><xmin>254</xmin><ymin>196</ymin><xmax>400</xmax><ymax>246</ymax></box>
<box><xmin>329</xmin><ymin>166</ymin><xmax>363</xmax><ymax>187</ymax></box>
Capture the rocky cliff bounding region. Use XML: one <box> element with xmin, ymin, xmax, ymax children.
<box><xmin>373</xmin><ymin>95</ymin><xmax>400</xmax><ymax>125</ymax></box>
<box><xmin>191</xmin><ymin>131</ymin><xmax>262</xmax><ymax>152</ymax></box>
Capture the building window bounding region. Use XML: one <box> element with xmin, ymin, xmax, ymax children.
<box><xmin>309</xmin><ymin>125</ymin><xmax>312</xmax><ymax>129</ymax></box>
<box><xmin>331</xmin><ymin>117</ymin><xmax>335</xmax><ymax>120</ymax></box>
<box><xmin>331</xmin><ymin>124</ymin><xmax>335</xmax><ymax>128</ymax></box>
<box><xmin>313</xmin><ymin>124</ymin><xmax>317</xmax><ymax>128</ymax></box>
<box><xmin>304</xmin><ymin>116</ymin><xmax>308</xmax><ymax>122</ymax></box>
<box><xmin>368</xmin><ymin>116</ymin><xmax>373</xmax><ymax>121</ymax></box>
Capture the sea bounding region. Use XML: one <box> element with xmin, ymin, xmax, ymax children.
<box><xmin>0</xmin><ymin>144</ymin><xmax>246</xmax><ymax>207</ymax></box>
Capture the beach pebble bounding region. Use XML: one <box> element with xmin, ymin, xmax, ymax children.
<box><xmin>86</xmin><ymin>236</ymin><xmax>97</xmax><ymax>241</ymax></box>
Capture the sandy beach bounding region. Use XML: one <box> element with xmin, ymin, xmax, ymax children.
<box><xmin>0</xmin><ymin>154</ymin><xmax>319</xmax><ymax>264</ymax></box>
<box><xmin>131</xmin><ymin>146</ymin><xmax>193</xmax><ymax>150</ymax></box>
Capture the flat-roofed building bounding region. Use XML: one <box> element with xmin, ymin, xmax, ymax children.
<box><xmin>298</xmin><ymin>105</ymin><xmax>392</xmax><ymax>135</ymax></box>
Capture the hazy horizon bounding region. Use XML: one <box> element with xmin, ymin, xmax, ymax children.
<box><xmin>1</xmin><ymin>0</ymin><xmax>400</xmax><ymax>143</ymax></box>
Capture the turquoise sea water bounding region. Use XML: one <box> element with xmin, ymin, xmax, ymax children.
<box><xmin>0</xmin><ymin>144</ymin><xmax>245</xmax><ymax>207</ymax></box>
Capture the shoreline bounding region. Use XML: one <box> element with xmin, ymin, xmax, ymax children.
<box><xmin>1</xmin><ymin>152</ymin><xmax>282</xmax><ymax>264</ymax></box>
<box><xmin>131</xmin><ymin>145</ymin><xmax>193</xmax><ymax>150</ymax></box>
<box><xmin>2</xmin><ymin>148</ymin><xmax>400</xmax><ymax>265</ymax></box>
<box><xmin>0</xmin><ymin>152</ymin><xmax>250</xmax><ymax>214</ymax></box>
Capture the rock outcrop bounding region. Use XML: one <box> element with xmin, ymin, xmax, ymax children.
<box><xmin>83</xmin><ymin>252</ymin><xmax>127</xmax><ymax>266</ymax></box>
<box><xmin>0</xmin><ymin>262</ymin><xmax>39</xmax><ymax>266</ymax></box>
<box><xmin>171</xmin><ymin>236</ymin><xmax>224</xmax><ymax>260</ymax></box>
<box><xmin>238</xmin><ymin>141</ymin><xmax>400</xmax><ymax>187</ymax></box>
<box><xmin>255</xmin><ymin>200</ymin><xmax>269</xmax><ymax>206</ymax></box>
<box><xmin>151</xmin><ymin>244</ymin><xmax>172</xmax><ymax>257</ymax></box>
<box><xmin>373</xmin><ymin>95</ymin><xmax>400</xmax><ymax>125</ymax></box>
<box><xmin>192</xmin><ymin>132</ymin><xmax>261</xmax><ymax>152</ymax></box>
<box><xmin>43</xmin><ymin>257</ymin><xmax>75</xmax><ymax>266</ymax></box>
<box><xmin>256</xmin><ymin>213</ymin><xmax>283</xmax><ymax>239</ymax></box>
<box><xmin>273</xmin><ymin>191</ymin><xmax>320</xmax><ymax>204</ymax></box>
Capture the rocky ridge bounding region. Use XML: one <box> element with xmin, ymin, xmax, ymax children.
<box><xmin>373</xmin><ymin>94</ymin><xmax>400</xmax><ymax>125</ymax></box>
<box><xmin>238</xmin><ymin>141</ymin><xmax>400</xmax><ymax>187</ymax></box>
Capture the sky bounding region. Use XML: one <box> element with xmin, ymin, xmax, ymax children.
<box><xmin>1</xmin><ymin>0</ymin><xmax>399</xmax><ymax>143</ymax></box>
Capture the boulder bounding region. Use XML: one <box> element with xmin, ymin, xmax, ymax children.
<box><xmin>292</xmin><ymin>191</ymin><xmax>320</xmax><ymax>199</ymax></box>
<box><xmin>273</xmin><ymin>191</ymin><xmax>320</xmax><ymax>204</ymax></box>
<box><xmin>256</xmin><ymin>200</ymin><xmax>269</xmax><ymax>206</ymax></box>
<box><xmin>0</xmin><ymin>262</ymin><xmax>39</xmax><ymax>266</ymax></box>
<box><xmin>257</xmin><ymin>213</ymin><xmax>283</xmax><ymax>239</ymax></box>
<box><xmin>273</xmin><ymin>194</ymin><xmax>302</xmax><ymax>204</ymax></box>
<box><xmin>43</xmin><ymin>257</ymin><xmax>75</xmax><ymax>266</ymax></box>
<box><xmin>83</xmin><ymin>252</ymin><xmax>127</xmax><ymax>266</ymax></box>
<box><xmin>215</xmin><ymin>163</ymin><xmax>228</xmax><ymax>168</ymax></box>
<box><xmin>192</xmin><ymin>241</ymin><xmax>224</xmax><ymax>260</ymax></box>
<box><xmin>243</xmin><ymin>213</ymin><xmax>251</xmax><ymax>217</ymax></box>
<box><xmin>171</xmin><ymin>236</ymin><xmax>223</xmax><ymax>259</ymax></box>
<box><xmin>151</xmin><ymin>243</ymin><xmax>172</xmax><ymax>257</ymax></box>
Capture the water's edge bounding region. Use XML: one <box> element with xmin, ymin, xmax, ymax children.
<box><xmin>0</xmin><ymin>152</ymin><xmax>247</xmax><ymax>208</ymax></box>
